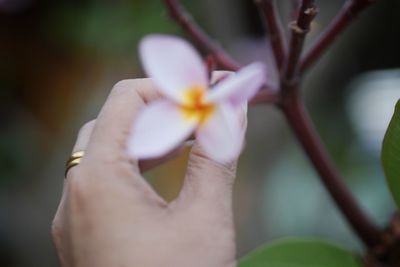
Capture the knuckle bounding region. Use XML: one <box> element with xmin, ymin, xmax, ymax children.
<box><xmin>66</xmin><ymin>167</ymin><xmax>93</xmax><ymax>202</ymax></box>
<box><xmin>66</xmin><ymin>161</ymin><xmax>115</xmax><ymax>202</ymax></box>
<box><xmin>189</xmin><ymin>149</ymin><xmax>237</xmax><ymax>175</ymax></box>
<box><xmin>51</xmin><ymin>220</ymin><xmax>68</xmax><ymax>261</ymax></box>
<box><xmin>64</xmin><ymin>163</ymin><xmax>111</xmax><ymax>214</ymax></box>
<box><xmin>78</xmin><ymin>120</ymin><xmax>96</xmax><ymax>136</ymax></box>
<box><xmin>110</xmin><ymin>79</ymin><xmax>137</xmax><ymax>96</ymax></box>
<box><xmin>111</xmin><ymin>78</ymin><xmax>159</xmax><ymax>103</ymax></box>
<box><xmin>66</xmin><ymin>176</ymin><xmax>96</xmax><ymax>214</ymax></box>
<box><xmin>51</xmin><ymin>219</ymin><xmax>62</xmax><ymax>239</ymax></box>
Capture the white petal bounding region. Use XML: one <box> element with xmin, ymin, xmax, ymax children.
<box><xmin>196</xmin><ymin>103</ymin><xmax>244</xmax><ymax>163</ymax></box>
<box><xmin>139</xmin><ymin>35</ymin><xmax>208</xmax><ymax>103</ymax></box>
<box><xmin>205</xmin><ymin>62</ymin><xmax>266</xmax><ymax>106</ymax></box>
<box><xmin>127</xmin><ymin>100</ymin><xmax>197</xmax><ymax>159</ymax></box>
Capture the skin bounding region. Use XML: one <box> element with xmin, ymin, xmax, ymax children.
<box><xmin>52</xmin><ymin>73</ymin><xmax>246</xmax><ymax>267</ymax></box>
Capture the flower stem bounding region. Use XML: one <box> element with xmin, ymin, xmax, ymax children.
<box><xmin>300</xmin><ymin>0</ymin><xmax>375</xmax><ymax>74</ymax></box>
<box><xmin>164</xmin><ymin>0</ymin><xmax>240</xmax><ymax>71</ymax></box>
<box><xmin>280</xmin><ymin>91</ymin><xmax>381</xmax><ymax>248</ymax></box>
<box><xmin>255</xmin><ymin>0</ymin><xmax>287</xmax><ymax>70</ymax></box>
<box><xmin>284</xmin><ymin>0</ymin><xmax>318</xmax><ymax>81</ymax></box>
<box><xmin>163</xmin><ymin>0</ymin><xmax>383</xmax><ymax>250</ymax></box>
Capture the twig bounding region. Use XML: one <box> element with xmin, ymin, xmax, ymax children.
<box><xmin>255</xmin><ymin>0</ymin><xmax>287</xmax><ymax>71</ymax></box>
<box><xmin>291</xmin><ymin>0</ymin><xmax>302</xmax><ymax>20</ymax></box>
<box><xmin>281</xmin><ymin>92</ymin><xmax>381</xmax><ymax>248</ymax></box>
<box><xmin>300</xmin><ymin>0</ymin><xmax>376</xmax><ymax>74</ymax></box>
<box><xmin>206</xmin><ymin>54</ymin><xmax>216</xmax><ymax>81</ymax></box>
<box><xmin>250</xmin><ymin>88</ymin><xmax>280</xmax><ymax>105</ymax></box>
<box><xmin>284</xmin><ymin>0</ymin><xmax>318</xmax><ymax>81</ymax></box>
<box><xmin>164</xmin><ymin>0</ymin><xmax>382</xmax><ymax>250</ymax></box>
<box><xmin>164</xmin><ymin>0</ymin><xmax>240</xmax><ymax>71</ymax></box>
<box><xmin>278</xmin><ymin>0</ymin><xmax>381</xmax><ymax>249</ymax></box>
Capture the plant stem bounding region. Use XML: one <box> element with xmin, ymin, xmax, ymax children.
<box><xmin>300</xmin><ymin>0</ymin><xmax>375</xmax><ymax>74</ymax></box>
<box><xmin>279</xmin><ymin>0</ymin><xmax>381</xmax><ymax>249</ymax></box>
<box><xmin>164</xmin><ymin>0</ymin><xmax>240</xmax><ymax>71</ymax></box>
<box><xmin>250</xmin><ymin>89</ymin><xmax>280</xmax><ymax>105</ymax></box>
<box><xmin>284</xmin><ymin>0</ymin><xmax>318</xmax><ymax>81</ymax></box>
<box><xmin>163</xmin><ymin>0</ymin><xmax>383</xmax><ymax>250</ymax></box>
<box><xmin>291</xmin><ymin>0</ymin><xmax>302</xmax><ymax>20</ymax></box>
<box><xmin>255</xmin><ymin>0</ymin><xmax>287</xmax><ymax>70</ymax></box>
<box><xmin>280</xmin><ymin>91</ymin><xmax>381</xmax><ymax>248</ymax></box>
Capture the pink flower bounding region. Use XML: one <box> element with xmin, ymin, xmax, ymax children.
<box><xmin>127</xmin><ymin>34</ymin><xmax>266</xmax><ymax>163</ymax></box>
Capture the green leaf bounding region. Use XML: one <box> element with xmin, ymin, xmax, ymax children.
<box><xmin>382</xmin><ymin>99</ymin><xmax>400</xmax><ymax>208</ymax></box>
<box><xmin>238</xmin><ymin>238</ymin><xmax>362</xmax><ymax>267</ymax></box>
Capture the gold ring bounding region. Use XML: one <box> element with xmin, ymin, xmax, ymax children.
<box><xmin>65</xmin><ymin>151</ymin><xmax>85</xmax><ymax>177</ymax></box>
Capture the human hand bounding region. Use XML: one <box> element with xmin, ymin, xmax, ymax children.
<box><xmin>51</xmin><ymin>75</ymin><xmax>247</xmax><ymax>267</ymax></box>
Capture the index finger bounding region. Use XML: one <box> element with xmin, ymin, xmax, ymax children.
<box><xmin>85</xmin><ymin>79</ymin><xmax>161</xmax><ymax>167</ymax></box>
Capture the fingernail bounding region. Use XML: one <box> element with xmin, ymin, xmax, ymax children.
<box><xmin>242</xmin><ymin>102</ymin><xmax>248</xmax><ymax>115</ymax></box>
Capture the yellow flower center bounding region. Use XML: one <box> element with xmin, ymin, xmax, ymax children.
<box><xmin>180</xmin><ymin>86</ymin><xmax>215</xmax><ymax>125</ymax></box>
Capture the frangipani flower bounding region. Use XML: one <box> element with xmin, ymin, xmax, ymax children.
<box><xmin>127</xmin><ymin>34</ymin><xmax>266</xmax><ymax>163</ymax></box>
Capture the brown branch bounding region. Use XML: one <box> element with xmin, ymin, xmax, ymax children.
<box><xmin>278</xmin><ymin>0</ymin><xmax>382</xmax><ymax>249</ymax></box>
<box><xmin>300</xmin><ymin>0</ymin><xmax>376</xmax><ymax>74</ymax></box>
<box><xmin>255</xmin><ymin>0</ymin><xmax>287</xmax><ymax>71</ymax></box>
<box><xmin>278</xmin><ymin>0</ymin><xmax>382</xmax><ymax>250</ymax></box>
<box><xmin>250</xmin><ymin>88</ymin><xmax>280</xmax><ymax>105</ymax></box>
<box><xmin>284</xmin><ymin>0</ymin><xmax>318</xmax><ymax>81</ymax></box>
<box><xmin>164</xmin><ymin>0</ymin><xmax>383</xmax><ymax>250</ymax></box>
<box><xmin>206</xmin><ymin>54</ymin><xmax>217</xmax><ymax>81</ymax></box>
<box><xmin>291</xmin><ymin>0</ymin><xmax>302</xmax><ymax>20</ymax></box>
<box><xmin>164</xmin><ymin>0</ymin><xmax>240</xmax><ymax>71</ymax></box>
<box><xmin>281</xmin><ymin>91</ymin><xmax>381</xmax><ymax>248</ymax></box>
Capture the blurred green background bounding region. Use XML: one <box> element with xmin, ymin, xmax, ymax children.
<box><xmin>0</xmin><ymin>0</ymin><xmax>400</xmax><ymax>266</ymax></box>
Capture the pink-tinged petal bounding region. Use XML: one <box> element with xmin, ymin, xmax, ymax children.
<box><xmin>196</xmin><ymin>103</ymin><xmax>244</xmax><ymax>163</ymax></box>
<box><xmin>127</xmin><ymin>100</ymin><xmax>197</xmax><ymax>159</ymax></box>
<box><xmin>205</xmin><ymin>62</ymin><xmax>266</xmax><ymax>106</ymax></box>
<box><xmin>139</xmin><ymin>35</ymin><xmax>208</xmax><ymax>103</ymax></box>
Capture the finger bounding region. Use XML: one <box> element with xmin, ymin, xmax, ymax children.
<box><xmin>85</xmin><ymin>79</ymin><xmax>161</xmax><ymax>167</ymax></box>
<box><xmin>65</xmin><ymin>119</ymin><xmax>96</xmax><ymax>180</ymax></box>
<box><xmin>54</xmin><ymin>119</ymin><xmax>96</xmax><ymax>228</ymax></box>
<box><xmin>178</xmin><ymin>103</ymin><xmax>248</xmax><ymax>212</ymax></box>
<box><xmin>87</xmin><ymin>74</ymin><xmax>226</xmax><ymax>166</ymax></box>
<box><xmin>72</xmin><ymin>120</ymin><xmax>96</xmax><ymax>154</ymax></box>
<box><xmin>68</xmin><ymin>119</ymin><xmax>182</xmax><ymax>176</ymax></box>
<box><xmin>60</xmin><ymin>120</ymin><xmax>96</xmax><ymax>207</ymax></box>
<box><xmin>78</xmin><ymin>79</ymin><xmax>176</xmax><ymax>204</ymax></box>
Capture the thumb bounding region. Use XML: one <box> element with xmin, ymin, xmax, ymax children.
<box><xmin>177</xmin><ymin>104</ymin><xmax>247</xmax><ymax>212</ymax></box>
